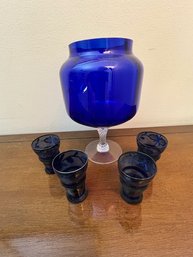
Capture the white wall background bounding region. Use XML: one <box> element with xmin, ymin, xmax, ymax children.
<box><xmin>0</xmin><ymin>0</ymin><xmax>193</xmax><ymax>135</ymax></box>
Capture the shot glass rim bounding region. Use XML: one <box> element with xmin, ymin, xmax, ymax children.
<box><xmin>52</xmin><ymin>149</ymin><xmax>88</xmax><ymax>174</ymax></box>
<box><xmin>118</xmin><ymin>151</ymin><xmax>157</xmax><ymax>181</ymax></box>
<box><xmin>136</xmin><ymin>131</ymin><xmax>168</xmax><ymax>149</ymax></box>
<box><xmin>31</xmin><ymin>134</ymin><xmax>60</xmax><ymax>151</ymax></box>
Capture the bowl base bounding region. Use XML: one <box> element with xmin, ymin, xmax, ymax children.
<box><xmin>85</xmin><ymin>140</ymin><xmax>122</xmax><ymax>164</ymax></box>
<box><xmin>120</xmin><ymin>189</ymin><xmax>143</xmax><ymax>204</ymax></box>
<box><xmin>67</xmin><ymin>188</ymin><xmax>88</xmax><ymax>204</ymax></box>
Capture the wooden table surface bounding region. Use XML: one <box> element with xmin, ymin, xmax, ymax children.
<box><xmin>0</xmin><ymin>125</ymin><xmax>193</xmax><ymax>257</ymax></box>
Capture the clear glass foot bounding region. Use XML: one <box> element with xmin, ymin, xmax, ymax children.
<box><xmin>85</xmin><ymin>128</ymin><xmax>122</xmax><ymax>164</ymax></box>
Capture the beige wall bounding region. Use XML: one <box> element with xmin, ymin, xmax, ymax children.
<box><xmin>1</xmin><ymin>0</ymin><xmax>193</xmax><ymax>135</ymax></box>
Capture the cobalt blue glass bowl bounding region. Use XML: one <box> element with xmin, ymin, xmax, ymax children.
<box><xmin>60</xmin><ymin>37</ymin><xmax>143</xmax><ymax>127</ymax></box>
<box><xmin>59</xmin><ymin>37</ymin><xmax>143</xmax><ymax>164</ymax></box>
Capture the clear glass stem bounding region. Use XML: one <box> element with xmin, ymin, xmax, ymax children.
<box><xmin>97</xmin><ymin>127</ymin><xmax>110</xmax><ymax>153</ymax></box>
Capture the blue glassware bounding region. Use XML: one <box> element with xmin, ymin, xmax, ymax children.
<box><xmin>31</xmin><ymin>134</ymin><xmax>60</xmax><ymax>174</ymax></box>
<box><xmin>118</xmin><ymin>151</ymin><xmax>157</xmax><ymax>204</ymax></box>
<box><xmin>52</xmin><ymin>150</ymin><xmax>88</xmax><ymax>203</ymax></box>
<box><xmin>60</xmin><ymin>38</ymin><xmax>143</xmax><ymax>164</ymax></box>
<box><xmin>137</xmin><ymin>131</ymin><xmax>168</xmax><ymax>161</ymax></box>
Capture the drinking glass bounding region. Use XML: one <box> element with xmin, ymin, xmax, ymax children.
<box><xmin>31</xmin><ymin>134</ymin><xmax>60</xmax><ymax>174</ymax></box>
<box><xmin>118</xmin><ymin>151</ymin><xmax>157</xmax><ymax>204</ymax></box>
<box><xmin>52</xmin><ymin>150</ymin><xmax>88</xmax><ymax>203</ymax></box>
<box><xmin>137</xmin><ymin>131</ymin><xmax>168</xmax><ymax>161</ymax></box>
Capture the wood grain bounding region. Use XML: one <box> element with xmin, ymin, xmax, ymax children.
<box><xmin>0</xmin><ymin>126</ymin><xmax>193</xmax><ymax>257</ymax></box>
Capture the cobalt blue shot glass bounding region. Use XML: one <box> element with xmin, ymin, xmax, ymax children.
<box><xmin>52</xmin><ymin>150</ymin><xmax>88</xmax><ymax>204</ymax></box>
<box><xmin>137</xmin><ymin>131</ymin><xmax>168</xmax><ymax>161</ymax></box>
<box><xmin>31</xmin><ymin>134</ymin><xmax>60</xmax><ymax>174</ymax></box>
<box><xmin>118</xmin><ymin>151</ymin><xmax>157</xmax><ymax>204</ymax></box>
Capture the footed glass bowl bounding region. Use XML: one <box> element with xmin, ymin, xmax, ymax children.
<box><xmin>60</xmin><ymin>37</ymin><xmax>143</xmax><ymax>164</ymax></box>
